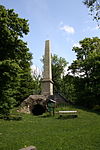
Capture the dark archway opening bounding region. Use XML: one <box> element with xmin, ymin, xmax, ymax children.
<box><xmin>32</xmin><ymin>104</ymin><xmax>46</xmax><ymax>115</ymax></box>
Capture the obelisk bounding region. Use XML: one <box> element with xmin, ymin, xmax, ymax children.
<box><xmin>41</xmin><ymin>40</ymin><xmax>53</xmax><ymax>96</ymax></box>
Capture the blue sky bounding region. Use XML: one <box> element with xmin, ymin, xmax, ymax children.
<box><xmin>0</xmin><ymin>0</ymin><xmax>100</xmax><ymax>71</ymax></box>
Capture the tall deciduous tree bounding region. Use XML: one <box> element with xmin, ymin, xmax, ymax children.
<box><xmin>0</xmin><ymin>5</ymin><xmax>33</xmax><ymax>114</ymax></box>
<box><xmin>52</xmin><ymin>54</ymin><xmax>68</xmax><ymax>93</ymax></box>
<box><xmin>69</xmin><ymin>37</ymin><xmax>100</xmax><ymax>108</ymax></box>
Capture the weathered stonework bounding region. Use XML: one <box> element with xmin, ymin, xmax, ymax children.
<box><xmin>41</xmin><ymin>40</ymin><xmax>53</xmax><ymax>96</ymax></box>
<box><xmin>20</xmin><ymin>95</ymin><xmax>47</xmax><ymax>114</ymax></box>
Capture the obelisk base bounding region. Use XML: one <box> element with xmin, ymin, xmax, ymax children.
<box><xmin>41</xmin><ymin>79</ymin><xmax>53</xmax><ymax>96</ymax></box>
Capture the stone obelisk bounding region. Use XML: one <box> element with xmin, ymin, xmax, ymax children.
<box><xmin>41</xmin><ymin>40</ymin><xmax>53</xmax><ymax>96</ymax></box>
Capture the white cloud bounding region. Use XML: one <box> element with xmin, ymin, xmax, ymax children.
<box><xmin>60</xmin><ymin>25</ymin><xmax>75</xmax><ymax>34</ymax></box>
<box><xmin>73</xmin><ymin>42</ymin><xmax>81</xmax><ymax>48</ymax></box>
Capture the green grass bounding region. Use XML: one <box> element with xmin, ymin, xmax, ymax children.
<box><xmin>0</xmin><ymin>106</ymin><xmax>100</xmax><ymax>150</ymax></box>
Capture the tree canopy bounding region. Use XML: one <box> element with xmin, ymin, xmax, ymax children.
<box><xmin>0</xmin><ymin>5</ymin><xmax>34</xmax><ymax>114</ymax></box>
<box><xmin>68</xmin><ymin>37</ymin><xmax>100</xmax><ymax>108</ymax></box>
<box><xmin>52</xmin><ymin>54</ymin><xmax>68</xmax><ymax>93</ymax></box>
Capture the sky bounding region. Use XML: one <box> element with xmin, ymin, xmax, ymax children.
<box><xmin>0</xmin><ymin>0</ymin><xmax>100</xmax><ymax>72</ymax></box>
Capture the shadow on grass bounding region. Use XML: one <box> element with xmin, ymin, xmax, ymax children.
<box><xmin>39</xmin><ymin>113</ymin><xmax>78</xmax><ymax>120</ymax></box>
<box><xmin>57</xmin><ymin>114</ymin><xmax>78</xmax><ymax>120</ymax></box>
<box><xmin>73</xmin><ymin>105</ymin><xmax>100</xmax><ymax>115</ymax></box>
<box><xmin>0</xmin><ymin>114</ymin><xmax>22</xmax><ymax>121</ymax></box>
<box><xmin>39</xmin><ymin>114</ymin><xmax>53</xmax><ymax>118</ymax></box>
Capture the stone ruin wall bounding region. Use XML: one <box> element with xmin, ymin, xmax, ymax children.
<box><xmin>19</xmin><ymin>95</ymin><xmax>48</xmax><ymax>114</ymax></box>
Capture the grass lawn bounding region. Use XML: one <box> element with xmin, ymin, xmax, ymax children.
<box><xmin>0</xmin><ymin>106</ymin><xmax>100</xmax><ymax>150</ymax></box>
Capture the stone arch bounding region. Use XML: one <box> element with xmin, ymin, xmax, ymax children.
<box><xmin>31</xmin><ymin>104</ymin><xmax>46</xmax><ymax>115</ymax></box>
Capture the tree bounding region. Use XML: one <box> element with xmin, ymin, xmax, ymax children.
<box><xmin>83</xmin><ymin>0</ymin><xmax>100</xmax><ymax>24</ymax></box>
<box><xmin>52</xmin><ymin>54</ymin><xmax>68</xmax><ymax>93</ymax></box>
<box><xmin>31</xmin><ymin>68</ymin><xmax>41</xmax><ymax>94</ymax></box>
<box><xmin>51</xmin><ymin>55</ymin><xmax>77</xmax><ymax>103</ymax></box>
<box><xmin>0</xmin><ymin>5</ymin><xmax>33</xmax><ymax>114</ymax></box>
<box><xmin>61</xmin><ymin>75</ymin><xmax>77</xmax><ymax>103</ymax></box>
<box><xmin>69</xmin><ymin>37</ymin><xmax>100</xmax><ymax>108</ymax></box>
<box><xmin>15</xmin><ymin>40</ymin><xmax>34</xmax><ymax>104</ymax></box>
<box><xmin>0</xmin><ymin>60</ymin><xmax>21</xmax><ymax>114</ymax></box>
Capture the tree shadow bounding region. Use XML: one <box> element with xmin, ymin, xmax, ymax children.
<box><xmin>73</xmin><ymin>105</ymin><xmax>100</xmax><ymax>115</ymax></box>
<box><xmin>56</xmin><ymin>114</ymin><xmax>78</xmax><ymax>120</ymax></box>
<box><xmin>0</xmin><ymin>114</ymin><xmax>22</xmax><ymax>121</ymax></box>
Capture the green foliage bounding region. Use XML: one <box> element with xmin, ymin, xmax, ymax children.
<box><xmin>0</xmin><ymin>5</ymin><xmax>34</xmax><ymax>114</ymax></box>
<box><xmin>52</xmin><ymin>54</ymin><xmax>68</xmax><ymax>93</ymax></box>
<box><xmin>17</xmin><ymin>70</ymin><xmax>34</xmax><ymax>104</ymax></box>
<box><xmin>51</xmin><ymin>55</ymin><xmax>78</xmax><ymax>103</ymax></box>
<box><xmin>69</xmin><ymin>37</ymin><xmax>100</xmax><ymax>77</ymax></box>
<box><xmin>0</xmin><ymin>60</ymin><xmax>21</xmax><ymax>114</ymax></box>
<box><xmin>61</xmin><ymin>75</ymin><xmax>77</xmax><ymax>103</ymax></box>
<box><xmin>69</xmin><ymin>37</ymin><xmax>100</xmax><ymax>108</ymax></box>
